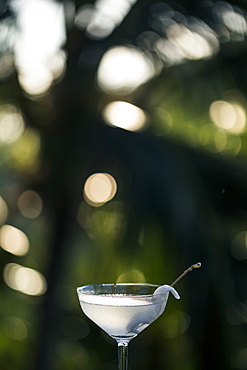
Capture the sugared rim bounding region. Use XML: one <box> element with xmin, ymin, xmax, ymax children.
<box><xmin>76</xmin><ymin>283</ymin><xmax>162</xmax><ymax>298</ymax></box>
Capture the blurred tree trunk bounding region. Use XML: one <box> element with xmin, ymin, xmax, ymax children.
<box><xmin>34</xmin><ymin>27</ymin><xmax>100</xmax><ymax>369</ymax></box>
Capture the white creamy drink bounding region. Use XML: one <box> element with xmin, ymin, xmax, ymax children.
<box><xmin>80</xmin><ymin>294</ymin><xmax>168</xmax><ymax>339</ymax></box>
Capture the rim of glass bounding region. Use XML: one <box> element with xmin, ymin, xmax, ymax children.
<box><xmin>77</xmin><ymin>283</ymin><xmax>163</xmax><ymax>298</ymax></box>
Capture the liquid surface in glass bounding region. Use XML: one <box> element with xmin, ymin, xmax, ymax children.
<box><xmin>79</xmin><ymin>292</ymin><xmax>168</xmax><ymax>340</ymax></box>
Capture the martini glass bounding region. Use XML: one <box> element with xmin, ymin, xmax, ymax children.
<box><xmin>77</xmin><ymin>283</ymin><xmax>172</xmax><ymax>370</ymax></box>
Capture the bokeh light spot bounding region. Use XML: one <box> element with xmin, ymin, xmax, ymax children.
<box><xmin>116</xmin><ymin>269</ymin><xmax>146</xmax><ymax>283</ymax></box>
<box><xmin>84</xmin><ymin>173</ymin><xmax>117</xmax><ymax>207</ymax></box>
<box><xmin>153</xmin><ymin>107</ymin><xmax>173</xmax><ymax>134</ymax></box>
<box><xmin>209</xmin><ymin>100</ymin><xmax>246</xmax><ymax>134</ymax></box>
<box><xmin>0</xmin><ymin>196</ymin><xmax>8</xmax><ymax>225</ymax></box>
<box><xmin>17</xmin><ymin>190</ymin><xmax>43</xmax><ymax>219</ymax></box>
<box><xmin>75</xmin><ymin>5</ymin><xmax>95</xmax><ymax>29</ymax></box>
<box><xmin>76</xmin><ymin>0</ymin><xmax>138</xmax><ymax>40</ymax></box>
<box><xmin>102</xmin><ymin>101</ymin><xmax>148</xmax><ymax>131</ymax></box>
<box><xmin>155</xmin><ymin>37</ymin><xmax>184</xmax><ymax>65</ymax></box>
<box><xmin>86</xmin><ymin>15</ymin><xmax>115</xmax><ymax>40</ymax></box>
<box><xmin>214</xmin><ymin>129</ymin><xmax>227</xmax><ymax>152</ymax></box>
<box><xmin>13</xmin><ymin>0</ymin><xmax>66</xmax><ymax>67</ymax></box>
<box><xmin>97</xmin><ymin>45</ymin><xmax>155</xmax><ymax>93</ymax></box>
<box><xmin>18</xmin><ymin>65</ymin><xmax>53</xmax><ymax>97</ymax></box>
<box><xmin>2</xmin><ymin>316</ymin><xmax>28</xmax><ymax>341</ymax></box>
<box><xmin>3</xmin><ymin>263</ymin><xmax>47</xmax><ymax>296</ymax></box>
<box><xmin>56</xmin><ymin>339</ymin><xmax>98</xmax><ymax>368</ymax></box>
<box><xmin>48</xmin><ymin>50</ymin><xmax>67</xmax><ymax>81</ymax></box>
<box><xmin>0</xmin><ymin>104</ymin><xmax>25</xmax><ymax>145</ymax></box>
<box><xmin>162</xmin><ymin>311</ymin><xmax>191</xmax><ymax>338</ymax></box>
<box><xmin>56</xmin><ymin>338</ymin><xmax>84</xmax><ymax>361</ymax></box>
<box><xmin>10</xmin><ymin>128</ymin><xmax>41</xmax><ymax>170</ymax></box>
<box><xmin>0</xmin><ymin>225</ymin><xmax>29</xmax><ymax>256</ymax></box>
<box><xmin>214</xmin><ymin>130</ymin><xmax>241</xmax><ymax>156</ymax></box>
<box><xmin>166</xmin><ymin>23</ymin><xmax>218</xmax><ymax>60</ymax></box>
<box><xmin>230</xmin><ymin>103</ymin><xmax>246</xmax><ymax>134</ymax></box>
<box><xmin>199</xmin><ymin>124</ymin><xmax>218</xmax><ymax>153</ymax></box>
<box><xmin>231</xmin><ymin>231</ymin><xmax>247</xmax><ymax>260</ymax></box>
<box><xmin>222</xmin><ymin>9</ymin><xmax>247</xmax><ymax>36</ymax></box>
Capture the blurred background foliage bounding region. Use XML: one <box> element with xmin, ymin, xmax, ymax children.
<box><xmin>1</xmin><ymin>0</ymin><xmax>247</xmax><ymax>369</ymax></box>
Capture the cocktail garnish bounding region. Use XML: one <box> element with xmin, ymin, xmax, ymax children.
<box><xmin>170</xmin><ymin>262</ymin><xmax>201</xmax><ymax>287</ymax></box>
<box><xmin>153</xmin><ymin>262</ymin><xmax>201</xmax><ymax>298</ymax></box>
<box><xmin>153</xmin><ymin>284</ymin><xmax>180</xmax><ymax>299</ymax></box>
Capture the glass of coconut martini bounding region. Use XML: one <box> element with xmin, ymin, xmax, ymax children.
<box><xmin>77</xmin><ymin>263</ymin><xmax>201</xmax><ymax>370</ymax></box>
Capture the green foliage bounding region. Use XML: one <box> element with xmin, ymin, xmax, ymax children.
<box><xmin>1</xmin><ymin>0</ymin><xmax>247</xmax><ymax>369</ymax></box>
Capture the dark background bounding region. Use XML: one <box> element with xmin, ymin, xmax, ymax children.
<box><xmin>1</xmin><ymin>0</ymin><xmax>247</xmax><ymax>369</ymax></box>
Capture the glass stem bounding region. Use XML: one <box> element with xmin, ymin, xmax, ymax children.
<box><xmin>118</xmin><ymin>342</ymin><xmax>128</xmax><ymax>370</ymax></box>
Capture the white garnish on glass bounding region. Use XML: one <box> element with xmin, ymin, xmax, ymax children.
<box><xmin>153</xmin><ymin>284</ymin><xmax>180</xmax><ymax>299</ymax></box>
